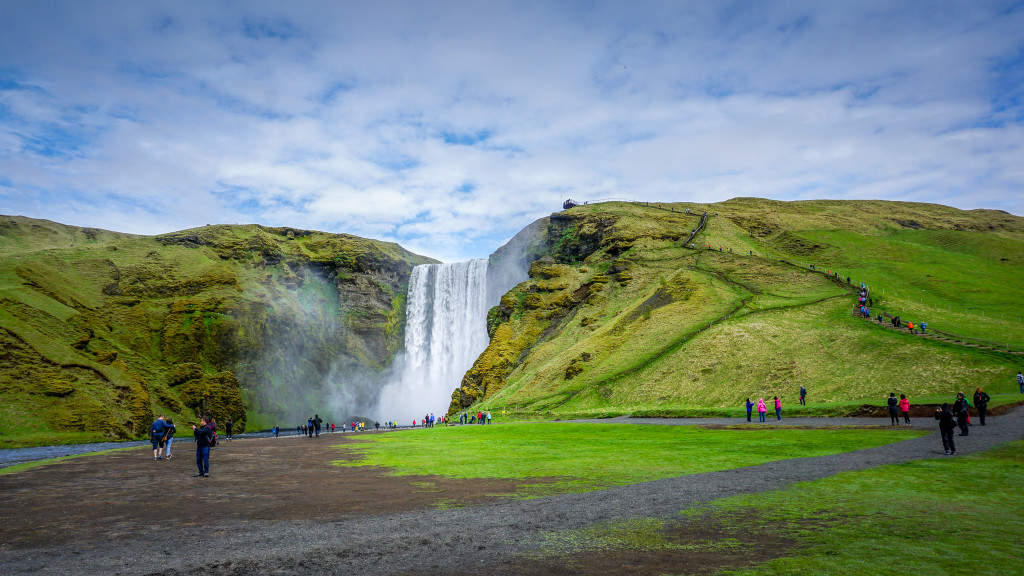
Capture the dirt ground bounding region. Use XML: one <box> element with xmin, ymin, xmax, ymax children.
<box><xmin>0</xmin><ymin>432</ymin><xmax>791</xmax><ymax>576</ymax></box>
<box><xmin>2</xmin><ymin>410</ymin><xmax>1021</xmax><ymax>576</ymax></box>
<box><xmin>0</xmin><ymin>434</ymin><xmax>525</xmax><ymax>550</ymax></box>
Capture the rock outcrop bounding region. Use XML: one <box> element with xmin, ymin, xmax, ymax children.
<box><xmin>0</xmin><ymin>217</ymin><xmax>434</xmax><ymax>445</ymax></box>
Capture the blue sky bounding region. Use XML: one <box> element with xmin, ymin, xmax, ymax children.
<box><xmin>1</xmin><ymin>1</ymin><xmax>1022</xmax><ymax>262</ymax></box>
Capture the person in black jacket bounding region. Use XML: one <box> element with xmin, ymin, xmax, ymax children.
<box><xmin>973</xmin><ymin>387</ymin><xmax>991</xmax><ymax>425</ymax></box>
<box><xmin>934</xmin><ymin>404</ymin><xmax>957</xmax><ymax>455</ymax></box>
<box><xmin>953</xmin><ymin>392</ymin><xmax>970</xmax><ymax>436</ymax></box>
<box><xmin>887</xmin><ymin>393</ymin><xmax>900</xmax><ymax>425</ymax></box>
<box><xmin>192</xmin><ymin>415</ymin><xmax>214</xmax><ymax>477</ymax></box>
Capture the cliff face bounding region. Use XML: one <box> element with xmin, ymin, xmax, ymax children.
<box><xmin>449</xmin><ymin>199</ymin><xmax>1024</xmax><ymax>418</ymax></box>
<box><xmin>0</xmin><ymin>217</ymin><xmax>435</xmax><ymax>446</ymax></box>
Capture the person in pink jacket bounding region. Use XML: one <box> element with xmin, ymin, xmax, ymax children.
<box><xmin>757</xmin><ymin>398</ymin><xmax>767</xmax><ymax>423</ymax></box>
<box><xmin>774</xmin><ymin>396</ymin><xmax>782</xmax><ymax>420</ymax></box>
<box><xmin>899</xmin><ymin>394</ymin><xmax>911</xmax><ymax>424</ymax></box>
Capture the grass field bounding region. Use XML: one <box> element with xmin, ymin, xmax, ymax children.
<box><xmin>335</xmin><ymin>422</ymin><xmax>926</xmax><ymax>497</ymax></box>
<box><xmin>526</xmin><ymin>439</ymin><xmax>1024</xmax><ymax>575</ymax></box>
<box><xmin>456</xmin><ymin>199</ymin><xmax>1024</xmax><ymax>421</ymax></box>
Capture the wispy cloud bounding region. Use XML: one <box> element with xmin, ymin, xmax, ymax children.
<box><xmin>0</xmin><ymin>1</ymin><xmax>1021</xmax><ymax>261</ymax></box>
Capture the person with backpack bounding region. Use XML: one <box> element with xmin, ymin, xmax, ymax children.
<box><xmin>953</xmin><ymin>393</ymin><xmax>971</xmax><ymax>436</ymax></box>
<box><xmin>163</xmin><ymin>419</ymin><xmax>177</xmax><ymax>459</ymax></box>
<box><xmin>887</xmin><ymin>393</ymin><xmax>900</xmax><ymax>425</ymax></box>
<box><xmin>973</xmin><ymin>387</ymin><xmax>991</xmax><ymax>426</ymax></box>
<box><xmin>934</xmin><ymin>404</ymin><xmax>957</xmax><ymax>455</ymax></box>
<box><xmin>192</xmin><ymin>415</ymin><xmax>215</xmax><ymax>477</ymax></box>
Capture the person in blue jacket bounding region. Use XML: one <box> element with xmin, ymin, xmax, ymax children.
<box><xmin>163</xmin><ymin>419</ymin><xmax>176</xmax><ymax>459</ymax></box>
<box><xmin>150</xmin><ymin>416</ymin><xmax>169</xmax><ymax>460</ymax></box>
<box><xmin>192</xmin><ymin>415</ymin><xmax>215</xmax><ymax>477</ymax></box>
<box><xmin>745</xmin><ymin>398</ymin><xmax>754</xmax><ymax>422</ymax></box>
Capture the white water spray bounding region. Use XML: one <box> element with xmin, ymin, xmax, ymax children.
<box><xmin>375</xmin><ymin>259</ymin><xmax>491</xmax><ymax>422</ymax></box>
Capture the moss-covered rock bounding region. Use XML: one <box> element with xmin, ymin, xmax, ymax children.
<box><xmin>0</xmin><ymin>218</ymin><xmax>436</xmax><ymax>446</ymax></box>
<box><xmin>167</xmin><ymin>363</ymin><xmax>205</xmax><ymax>387</ymax></box>
<box><xmin>40</xmin><ymin>376</ymin><xmax>75</xmax><ymax>397</ymax></box>
<box><xmin>178</xmin><ymin>371</ymin><xmax>246</xmax><ymax>432</ymax></box>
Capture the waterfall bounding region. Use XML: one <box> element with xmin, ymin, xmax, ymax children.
<box><xmin>375</xmin><ymin>259</ymin><xmax>491</xmax><ymax>422</ymax></box>
<box><xmin>371</xmin><ymin>221</ymin><xmax>540</xmax><ymax>423</ymax></box>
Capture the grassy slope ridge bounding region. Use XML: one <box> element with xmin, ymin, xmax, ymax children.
<box><xmin>0</xmin><ymin>216</ymin><xmax>435</xmax><ymax>447</ymax></box>
<box><xmin>450</xmin><ymin>199</ymin><xmax>1024</xmax><ymax>417</ymax></box>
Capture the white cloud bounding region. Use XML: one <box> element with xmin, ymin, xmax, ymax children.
<box><xmin>0</xmin><ymin>1</ymin><xmax>1022</xmax><ymax>261</ymax></box>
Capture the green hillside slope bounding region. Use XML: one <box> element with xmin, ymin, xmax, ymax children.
<box><xmin>0</xmin><ymin>216</ymin><xmax>435</xmax><ymax>447</ymax></box>
<box><xmin>450</xmin><ymin>199</ymin><xmax>1024</xmax><ymax>417</ymax></box>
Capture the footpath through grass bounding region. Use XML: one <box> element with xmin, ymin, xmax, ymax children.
<box><xmin>710</xmin><ymin>439</ymin><xmax>1024</xmax><ymax>575</ymax></box>
<box><xmin>335</xmin><ymin>422</ymin><xmax>925</xmax><ymax>496</ymax></box>
<box><xmin>528</xmin><ymin>440</ymin><xmax>1024</xmax><ymax>575</ymax></box>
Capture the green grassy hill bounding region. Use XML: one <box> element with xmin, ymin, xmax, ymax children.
<box><xmin>450</xmin><ymin>199</ymin><xmax>1024</xmax><ymax>418</ymax></box>
<box><xmin>0</xmin><ymin>216</ymin><xmax>435</xmax><ymax>447</ymax></box>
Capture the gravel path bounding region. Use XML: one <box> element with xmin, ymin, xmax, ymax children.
<box><xmin>5</xmin><ymin>409</ymin><xmax>1023</xmax><ymax>576</ymax></box>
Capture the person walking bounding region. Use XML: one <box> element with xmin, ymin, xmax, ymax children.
<box><xmin>192</xmin><ymin>415</ymin><xmax>215</xmax><ymax>477</ymax></box>
<box><xmin>757</xmin><ymin>398</ymin><xmax>767</xmax><ymax>423</ymax></box>
<box><xmin>774</xmin><ymin>396</ymin><xmax>782</xmax><ymax>421</ymax></box>
<box><xmin>899</xmin><ymin>394</ymin><xmax>911</xmax><ymax>425</ymax></box>
<box><xmin>225</xmin><ymin>418</ymin><xmax>233</xmax><ymax>441</ymax></box>
<box><xmin>934</xmin><ymin>404</ymin><xmax>957</xmax><ymax>455</ymax></box>
<box><xmin>150</xmin><ymin>415</ymin><xmax>169</xmax><ymax>461</ymax></box>
<box><xmin>1018</xmin><ymin>371</ymin><xmax>1023</xmax><ymax>393</ymax></box>
<box><xmin>887</xmin><ymin>393</ymin><xmax>900</xmax><ymax>425</ymax></box>
<box><xmin>799</xmin><ymin>385</ymin><xmax>806</xmax><ymax>406</ymax></box>
<box><xmin>164</xmin><ymin>419</ymin><xmax>177</xmax><ymax>459</ymax></box>
<box><xmin>745</xmin><ymin>398</ymin><xmax>754</xmax><ymax>422</ymax></box>
<box><xmin>973</xmin><ymin>387</ymin><xmax>991</xmax><ymax>426</ymax></box>
<box><xmin>953</xmin><ymin>393</ymin><xmax>970</xmax><ymax>436</ymax></box>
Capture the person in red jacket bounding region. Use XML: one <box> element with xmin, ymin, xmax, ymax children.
<box><xmin>899</xmin><ymin>394</ymin><xmax>911</xmax><ymax>425</ymax></box>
